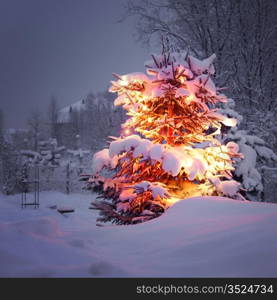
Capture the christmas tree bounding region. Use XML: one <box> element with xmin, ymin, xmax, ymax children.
<box><xmin>86</xmin><ymin>50</ymin><xmax>244</xmax><ymax>224</ymax></box>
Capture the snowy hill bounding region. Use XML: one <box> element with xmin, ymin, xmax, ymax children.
<box><xmin>0</xmin><ymin>192</ymin><xmax>277</xmax><ymax>277</ymax></box>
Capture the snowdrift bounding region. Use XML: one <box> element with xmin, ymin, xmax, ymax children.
<box><xmin>0</xmin><ymin>192</ymin><xmax>276</xmax><ymax>277</ymax></box>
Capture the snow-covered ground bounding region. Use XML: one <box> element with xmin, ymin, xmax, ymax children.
<box><xmin>0</xmin><ymin>191</ymin><xmax>277</xmax><ymax>277</ymax></box>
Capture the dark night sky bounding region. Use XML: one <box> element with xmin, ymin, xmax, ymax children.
<box><xmin>0</xmin><ymin>0</ymin><xmax>153</xmax><ymax>128</ymax></box>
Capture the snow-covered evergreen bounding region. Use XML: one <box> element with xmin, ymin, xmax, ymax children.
<box><xmin>219</xmin><ymin>99</ymin><xmax>277</xmax><ymax>201</ymax></box>
<box><xmin>87</xmin><ymin>50</ymin><xmax>250</xmax><ymax>224</ymax></box>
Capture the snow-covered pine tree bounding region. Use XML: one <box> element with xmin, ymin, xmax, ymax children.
<box><xmin>48</xmin><ymin>95</ymin><xmax>59</xmax><ymax>139</ymax></box>
<box><xmin>86</xmin><ymin>50</ymin><xmax>245</xmax><ymax>224</ymax></box>
<box><xmin>0</xmin><ymin>109</ymin><xmax>5</xmax><ymax>192</ymax></box>
<box><xmin>0</xmin><ymin>111</ymin><xmax>21</xmax><ymax>194</ymax></box>
<box><xmin>39</xmin><ymin>138</ymin><xmax>66</xmax><ymax>167</ymax></box>
<box><xmin>0</xmin><ymin>140</ymin><xmax>20</xmax><ymax>194</ymax></box>
<box><xmin>67</xmin><ymin>148</ymin><xmax>90</xmax><ymax>172</ymax></box>
<box><xmin>219</xmin><ymin>99</ymin><xmax>277</xmax><ymax>201</ymax></box>
<box><xmin>20</xmin><ymin>138</ymin><xmax>66</xmax><ymax>167</ymax></box>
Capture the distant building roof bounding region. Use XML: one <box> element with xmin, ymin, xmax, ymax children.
<box><xmin>57</xmin><ymin>99</ymin><xmax>86</xmax><ymax>123</ymax></box>
<box><xmin>57</xmin><ymin>93</ymin><xmax>115</xmax><ymax>123</ymax></box>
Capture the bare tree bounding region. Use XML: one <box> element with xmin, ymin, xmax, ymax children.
<box><xmin>124</xmin><ymin>0</ymin><xmax>277</xmax><ymax>116</ymax></box>
<box><xmin>0</xmin><ymin>108</ymin><xmax>3</xmax><ymax>140</ymax></box>
<box><xmin>27</xmin><ymin>109</ymin><xmax>43</xmax><ymax>152</ymax></box>
<box><xmin>48</xmin><ymin>95</ymin><xmax>59</xmax><ymax>139</ymax></box>
<box><xmin>0</xmin><ymin>110</ymin><xmax>20</xmax><ymax>194</ymax></box>
<box><xmin>0</xmin><ymin>109</ymin><xmax>4</xmax><ymax>185</ymax></box>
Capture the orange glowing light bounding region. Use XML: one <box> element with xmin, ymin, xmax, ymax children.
<box><xmin>124</xmin><ymin>129</ymin><xmax>131</xmax><ymax>135</ymax></box>
<box><xmin>186</xmin><ymin>94</ymin><xmax>195</xmax><ymax>104</ymax></box>
<box><xmin>165</xmin><ymin>197</ymin><xmax>181</xmax><ymax>205</ymax></box>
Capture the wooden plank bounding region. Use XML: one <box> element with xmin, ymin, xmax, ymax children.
<box><xmin>57</xmin><ymin>208</ymin><xmax>75</xmax><ymax>214</ymax></box>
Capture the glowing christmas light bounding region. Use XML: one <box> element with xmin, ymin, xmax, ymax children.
<box><xmin>186</xmin><ymin>94</ymin><xmax>195</xmax><ymax>104</ymax></box>
<box><xmin>124</xmin><ymin>129</ymin><xmax>131</xmax><ymax>136</ymax></box>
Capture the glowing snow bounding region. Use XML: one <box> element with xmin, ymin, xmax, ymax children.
<box><xmin>92</xmin><ymin>149</ymin><xmax>110</xmax><ymax>173</ymax></box>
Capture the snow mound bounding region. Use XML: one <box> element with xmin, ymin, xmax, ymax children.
<box><xmin>0</xmin><ymin>192</ymin><xmax>277</xmax><ymax>277</ymax></box>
